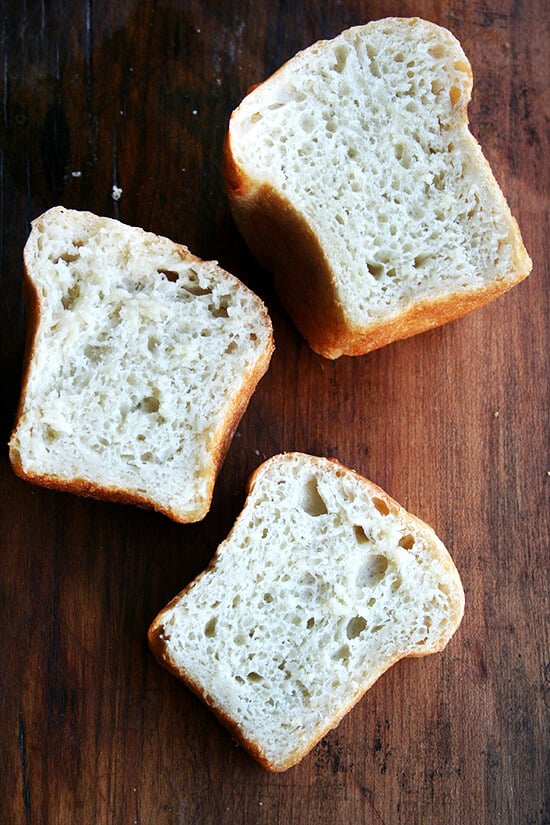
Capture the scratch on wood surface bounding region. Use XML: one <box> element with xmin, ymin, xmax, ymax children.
<box><xmin>1</xmin><ymin>16</ymin><xmax>7</xmax><ymax>129</ymax></box>
<box><xmin>85</xmin><ymin>0</ymin><xmax>94</xmax><ymax>131</ymax></box>
<box><xmin>18</xmin><ymin>712</ymin><xmax>32</xmax><ymax>822</ymax></box>
<box><xmin>358</xmin><ymin>784</ymin><xmax>388</xmax><ymax>825</ymax></box>
<box><xmin>0</xmin><ymin>150</ymin><xmax>4</xmax><ymax>264</ymax></box>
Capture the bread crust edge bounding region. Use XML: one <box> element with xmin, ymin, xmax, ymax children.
<box><xmin>222</xmin><ymin>18</ymin><xmax>533</xmax><ymax>359</ymax></box>
<box><xmin>148</xmin><ymin>452</ymin><xmax>465</xmax><ymax>771</ymax></box>
<box><xmin>224</xmin><ymin>141</ymin><xmax>531</xmax><ymax>359</ymax></box>
<box><xmin>8</xmin><ymin>207</ymin><xmax>274</xmax><ymax>523</ymax></box>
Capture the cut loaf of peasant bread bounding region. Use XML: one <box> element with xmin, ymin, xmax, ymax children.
<box><xmin>224</xmin><ymin>17</ymin><xmax>532</xmax><ymax>358</ymax></box>
<box><xmin>148</xmin><ymin>452</ymin><xmax>464</xmax><ymax>771</ymax></box>
<box><xmin>9</xmin><ymin>207</ymin><xmax>273</xmax><ymax>523</ymax></box>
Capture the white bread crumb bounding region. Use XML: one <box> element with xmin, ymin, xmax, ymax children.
<box><xmin>149</xmin><ymin>453</ymin><xmax>464</xmax><ymax>770</ymax></box>
<box><xmin>9</xmin><ymin>207</ymin><xmax>274</xmax><ymax>522</ymax></box>
<box><xmin>224</xmin><ymin>18</ymin><xmax>531</xmax><ymax>357</ymax></box>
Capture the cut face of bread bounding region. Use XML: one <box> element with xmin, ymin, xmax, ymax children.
<box><xmin>149</xmin><ymin>453</ymin><xmax>464</xmax><ymax>770</ymax></box>
<box><xmin>9</xmin><ymin>207</ymin><xmax>273</xmax><ymax>523</ymax></box>
<box><xmin>224</xmin><ymin>17</ymin><xmax>532</xmax><ymax>358</ymax></box>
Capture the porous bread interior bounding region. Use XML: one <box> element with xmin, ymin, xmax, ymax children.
<box><xmin>10</xmin><ymin>209</ymin><xmax>272</xmax><ymax>520</ymax></box>
<box><xmin>157</xmin><ymin>453</ymin><xmax>463</xmax><ymax>769</ymax></box>
<box><xmin>230</xmin><ymin>18</ymin><xmax>525</xmax><ymax>327</ymax></box>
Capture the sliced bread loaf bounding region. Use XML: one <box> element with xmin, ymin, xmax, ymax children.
<box><xmin>9</xmin><ymin>207</ymin><xmax>274</xmax><ymax>523</ymax></box>
<box><xmin>148</xmin><ymin>452</ymin><xmax>464</xmax><ymax>771</ymax></box>
<box><xmin>224</xmin><ymin>17</ymin><xmax>532</xmax><ymax>358</ymax></box>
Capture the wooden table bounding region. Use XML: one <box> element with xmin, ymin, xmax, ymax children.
<box><xmin>2</xmin><ymin>2</ymin><xmax>548</xmax><ymax>823</ymax></box>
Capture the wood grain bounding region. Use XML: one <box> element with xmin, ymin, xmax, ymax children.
<box><xmin>1</xmin><ymin>1</ymin><xmax>548</xmax><ymax>823</ymax></box>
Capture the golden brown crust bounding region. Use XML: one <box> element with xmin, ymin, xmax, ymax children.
<box><xmin>224</xmin><ymin>140</ymin><xmax>531</xmax><ymax>358</ymax></box>
<box><xmin>223</xmin><ymin>138</ymin><xmax>351</xmax><ymax>356</ymax></box>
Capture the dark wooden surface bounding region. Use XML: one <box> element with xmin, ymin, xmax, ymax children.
<box><xmin>1</xmin><ymin>2</ymin><xmax>548</xmax><ymax>823</ymax></box>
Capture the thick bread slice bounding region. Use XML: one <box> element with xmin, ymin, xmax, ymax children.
<box><xmin>224</xmin><ymin>17</ymin><xmax>532</xmax><ymax>358</ymax></box>
<box><xmin>148</xmin><ymin>452</ymin><xmax>464</xmax><ymax>771</ymax></box>
<box><xmin>9</xmin><ymin>207</ymin><xmax>274</xmax><ymax>523</ymax></box>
